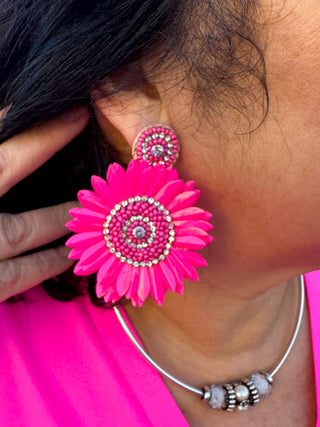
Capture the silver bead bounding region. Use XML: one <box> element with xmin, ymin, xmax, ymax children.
<box><xmin>223</xmin><ymin>384</ymin><xmax>236</xmax><ymax>412</ymax></box>
<box><xmin>243</xmin><ymin>379</ymin><xmax>260</xmax><ymax>405</ymax></box>
<box><xmin>237</xmin><ymin>402</ymin><xmax>249</xmax><ymax>412</ymax></box>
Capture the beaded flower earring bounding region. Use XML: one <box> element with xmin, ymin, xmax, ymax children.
<box><xmin>65</xmin><ymin>125</ymin><xmax>213</xmax><ymax>306</ymax></box>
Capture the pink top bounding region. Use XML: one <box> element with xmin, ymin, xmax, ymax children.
<box><xmin>0</xmin><ymin>271</ymin><xmax>319</xmax><ymax>426</ymax></box>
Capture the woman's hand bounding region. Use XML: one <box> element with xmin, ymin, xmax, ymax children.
<box><xmin>0</xmin><ymin>107</ymin><xmax>89</xmax><ymax>302</ymax></box>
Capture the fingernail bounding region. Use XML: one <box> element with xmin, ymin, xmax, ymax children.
<box><xmin>59</xmin><ymin>106</ymin><xmax>88</xmax><ymax>123</ymax></box>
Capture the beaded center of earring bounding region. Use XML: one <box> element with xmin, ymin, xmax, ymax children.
<box><xmin>132</xmin><ymin>126</ymin><xmax>179</xmax><ymax>168</ymax></box>
<box><xmin>103</xmin><ymin>196</ymin><xmax>175</xmax><ymax>267</ymax></box>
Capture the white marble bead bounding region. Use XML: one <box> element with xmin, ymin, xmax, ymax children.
<box><xmin>250</xmin><ymin>372</ymin><xmax>272</xmax><ymax>397</ymax></box>
<box><xmin>208</xmin><ymin>385</ymin><xmax>226</xmax><ymax>410</ymax></box>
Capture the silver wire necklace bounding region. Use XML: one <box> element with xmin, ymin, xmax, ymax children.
<box><xmin>114</xmin><ymin>275</ymin><xmax>305</xmax><ymax>412</ymax></box>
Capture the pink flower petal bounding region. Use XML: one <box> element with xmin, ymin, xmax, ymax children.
<box><xmin>154</xmin><ymin>180</ymin><xmax>184</xmax><ymax>206</ymax></box>
<box><xmin>144</xmin><ymin>169</ymin><xmax>168</xmax><ymax>197</ymax></box>
<box><xmin>106</xmin><ymin>163</ymin><xmax>125</xmax><ymax>201</ymax></box>
<box><xmin>91</xmin><ymin>175</ymin><xmax>117</xmax><ymax>207</ymax></box>
<box><xmin>66</xmin><ymin>219</ymin><xmax>103</xmax><ymax>232</ymax></box>
<box><xmin>170</xmin><ymin>248</ymin><xmax>199</xmax><ymax>281</ymax></box>
<box><xmin>70</xmin><ymin>208</ymin><xmax>105</xmax><ymax>225</ymax></box>
<box><xmin>116</xmin><ymin>263</ymin><xmax>133</xmax><ymax>296</ymax></box>
<box><xmin>134</xmin><ymin>167</ymin><xmax>156</xmax><ymax>196</ymax></box>
<box><xmin>149</xmin><ymin>266</ymin><xmax>165</xmax><ymax>305</ymax></box>
<box><xmin>176</xmin><ymin>226</ymin><xmax>209</xmax><ymax>239</ymax></box>
<box><xmin>165</xmin><ymin>256</ymin><xmax>184</xmax><ymax>294</ymax></box>
<box><xmin>125</xmin><ymin>267</ymin><xmax>140</xmax><ymax>299</ymax></box>
<box><xmin>173</xmin><ymin>220</ymin><xmax>213</xmax><ymax>232</ymax></box>
<box><xmin>66</xmin><ymin>219</ymin><xmax>90</xmax><ymax>233</ymax></box>
<box><xmin>78</xmin><ymin>240</ymin><xmax>108</xmax><ymax>266</ymax></box>
<box><xmin>78</xmin><ymin>189</ymin><xmax>111</xmax><ymax>213</ymax></box>
<box><xmin>171</xmin><ymin>207</ymin><xmax>212</xmax><ymax>221</ymax></box>
<box><xmin>103</xmin><ymin>287</ymin><xmax>120</xmax><ymax>304</ymax></box>
<box><xmin>182</xmin><ymin>251</ymin><xmax>208</xmax><ymax>267</ymax></box>
<box><xmin>157</xmin><ymin>260</ymin><xmax>176</xmax><ymax>291</ymax></box>
<box><xmin>167</xmin><ymin>167</ymin><xmax>179</xmax><ymax>181</ymax></box>
<box><xmin>65</xmin><ymin>231</ymin><xmax>103</xmax><ymax>248</ymax></box>
<box><xmin>74</xmin><ymin>251</ymin><xmax>109</xmax><ymax>276</ymax></box>
<box><xmin>123</xmin><ymin>164</ymin><xmax>137</xmax><ymax>199</ymax></box>
<box><xmin>68</xmin><ymin>248</ymin><xmax>84</xmax><ymax>260</ymax></box>
<box><xmin>183</xmin><ymin>181</ymin><xmax>194</xmax><ymax>191</ymax></box>
<box><xmin>131</xmin><ymin>295</ymin><xmax>144</xmax><ymax>307</ymax></box>
<box><xmin>69</xmin><ymin>207</ymin><xmax>82</xmax><ymax>217</ymax></box>
<box><xmin>137</xmin><ymin>267</ymin><xmax>150</xmax><ymax>303</ymax></box>
<box><xmin>174</xmin><ymin>235</ymin><xmax>208</xmax><ymax>250</ymax></box>
<box><xmin>96</xmin><ymin>255</ymin><xmax>119</xmax><ymax>287</ymax></box>
<box><xmin>166</xmin><ymin>190</ymin><xmax>200</xmax><ymax>212</ymax></box>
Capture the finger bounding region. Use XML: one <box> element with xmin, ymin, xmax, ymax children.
<box><xmin>0</xmin><ymin>246</ymin><xmax>74</xmax><ymax>303</ymax></box>
<box><xmin>0</xmin><ymin>201</ymin><xmax>79</xmax><ymax>260</ymax></box>
<box><xmin>0</xmin><ymin>106</ymin><xmax>89</xmax><ymax>196</ymax></box>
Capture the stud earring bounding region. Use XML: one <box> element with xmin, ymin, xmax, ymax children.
<box><xmin>132</xmin><ymin>125</ymin><xmax>179</xmax><ymax>168</ymax></box>
<box><xmin>66</xmin><ymin>125</ymin><xmax>213</xmax><ymax>306</ymax></box>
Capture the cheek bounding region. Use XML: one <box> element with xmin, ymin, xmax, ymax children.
<box><xmin>266</xmin><ymin>2</ymin><xmax>320</xmax><ymax>129</ymax></box>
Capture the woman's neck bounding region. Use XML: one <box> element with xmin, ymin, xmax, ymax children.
<box><xmin>124</xmin><ymin>269</ymin><xmax>301</xmax><ymax>385</ymax></box>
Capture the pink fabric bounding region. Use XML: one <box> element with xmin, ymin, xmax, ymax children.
<box><xmin>0</xmin><ymin>272</ymin><xmax>319</xmax><ymax>426</ymax></box>
<box><xmin>305</xmin><ymin>271</ymin><xmax>320</xmax><ymax>425</ymax></box>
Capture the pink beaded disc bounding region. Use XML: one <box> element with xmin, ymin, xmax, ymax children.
<box><xmin>132</xmin><ymin>126</ymin><xmax>179</xmax><ymax>168</ymax></box>
<box><xmin>103</xmin><ymin>195</ymin><xmax>175</xmax><ymax>267</ymax></box>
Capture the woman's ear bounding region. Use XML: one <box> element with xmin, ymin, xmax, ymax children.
<box><xmin>93</xmin><ymin>79</ymin><xmax>169</xmax><ymax>153</ymax></box>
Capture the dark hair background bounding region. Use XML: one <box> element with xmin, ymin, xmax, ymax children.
<box><xmin>0</xmin><ymin>0</ymin><xmax>268</xmax><ymax>305</ymax></box>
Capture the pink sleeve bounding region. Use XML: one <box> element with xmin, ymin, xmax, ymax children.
<box><xmin>0</xmin><ymin>286</ymin><xmax>189</xmax><ymax>426</ymax></box>
<box><xmin>305</xmin><ymin>271</ymin><xmax>320</xmax><ymax>425</ymax></box>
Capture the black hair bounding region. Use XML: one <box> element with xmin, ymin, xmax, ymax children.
<box><xmin>0</xmin><ymin>0</ymin><xmax>267</xmax><ymax>305</ymax></box>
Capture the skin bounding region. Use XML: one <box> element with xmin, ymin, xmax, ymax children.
<box><xmin>95</xmin><ymin>0</ymin><xmax>319</xmax><ymax>424</ymax></box>
<box><xmin>0</xmin><ymin>0</ymin><xmax>319</xmax><ymax>424</ymax></box>
<box><xmin>0</xmin><ymin>107</ymin><xmax>89</xmax><ymax>301</ymax></box>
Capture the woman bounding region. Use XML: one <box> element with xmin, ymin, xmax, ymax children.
<box><xmin>0</xmin><ymin>0</ymin><xmax>318</xmax><ymax>425</ymax></box>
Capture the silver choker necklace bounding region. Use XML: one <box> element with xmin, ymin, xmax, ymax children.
<box><xmin>114</xmin><ymin>275</ymin><xmax>305</xmax><ymax>412</ymax></box>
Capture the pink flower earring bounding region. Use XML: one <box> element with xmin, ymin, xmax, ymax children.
<box><xmin>65</xmin><ymin>125</ymin><xmax>213</xmax><ymax>306</ymax></box>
